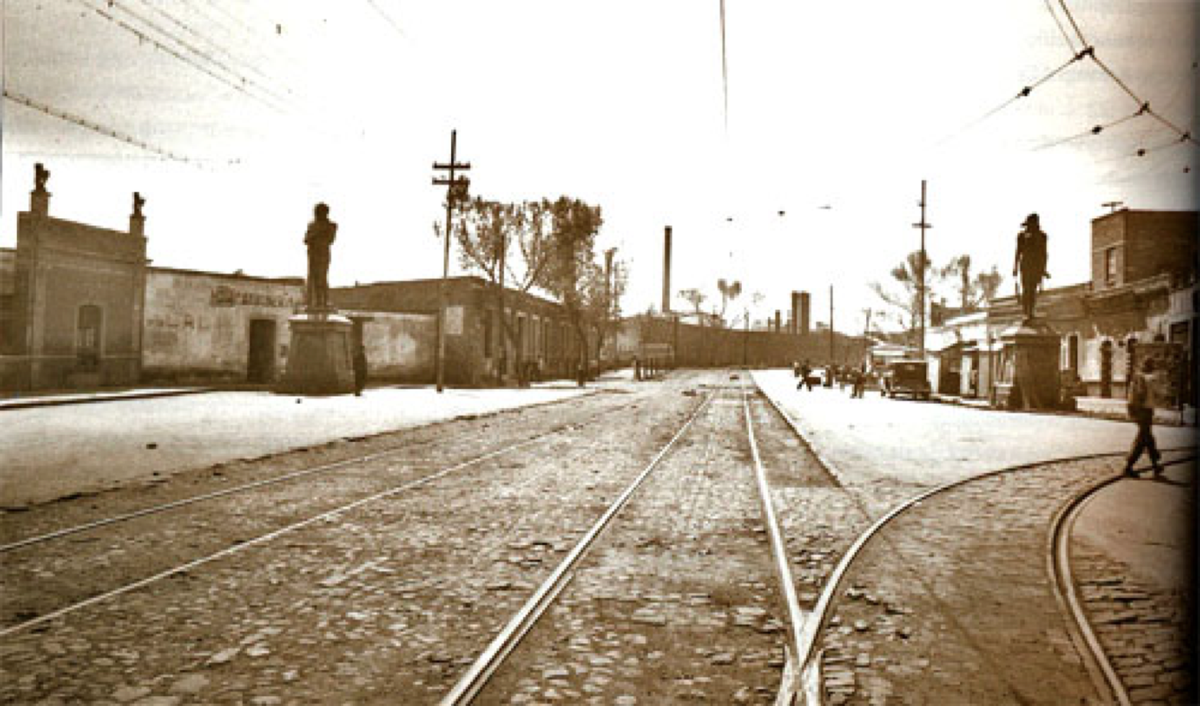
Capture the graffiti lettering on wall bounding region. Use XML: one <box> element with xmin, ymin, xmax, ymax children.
<box><xmin>147</xmin><ymin>313</ymin><xmax>209</xmax><ymax>331</ymax></box>
<box><xmin>210</xmin><ymin>285</ymin><xmax>299</xmax><ymax>309</ymax></box>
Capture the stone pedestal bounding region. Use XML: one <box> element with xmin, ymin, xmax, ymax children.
<box><xmin>277</xmin><ymin>312</ymin><xmax>355</xmax><ymax>395</ymax></box>
<box><xmin>994</xmin><ymin>319</ymin><xmax>1061</xmax><ymax>410</ymax></box>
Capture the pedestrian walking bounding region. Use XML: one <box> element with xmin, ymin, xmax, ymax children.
<box><xmin>851</xmin><ymin>363</ymin><xmax>866</xmax><ymax>398</ymax></box>
<box><xmin>797</xmin><ymin>360</ymin><xmax>813</xmax><ymax>391</ymax></box>
<box><xmin>1123</xmin><ymin>357</ymin><xmax>1162</xmax><ymax>477</ymax></box>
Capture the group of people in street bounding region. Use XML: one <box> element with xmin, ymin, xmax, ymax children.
<box><xmin>793</xmin><ymin>360</ymin><xmax>870</xmax><ymax>398</ymax></box>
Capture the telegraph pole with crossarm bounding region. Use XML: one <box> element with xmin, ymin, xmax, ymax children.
<box><xmin>432</xmin><ymin>129</ymin><xmax>471</xmax><ymax>393</ymax></box>
<box><xmin>912</xmin><ymin>180</ymin><xmax>932</xmax><ymax>359</ymax></box>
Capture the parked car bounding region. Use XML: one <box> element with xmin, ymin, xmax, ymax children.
<box><xmin>881</xmin><ymin>360</ymin><xmax>931</xmax><ymax>400</ymax></box>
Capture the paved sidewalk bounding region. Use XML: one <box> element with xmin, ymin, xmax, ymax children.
<box><xmin>0</xmin><ymin>383</ymin><xmax>602</xmax><ymax>508</ymax></box>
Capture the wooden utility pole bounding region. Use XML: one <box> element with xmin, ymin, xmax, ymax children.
<box><xmin>912</xmin><ymin>180</ymin><xmax>932</xmax><ymax>359</ymax></box>
<box><xmin>604</xmin><ymin>247</ymin><xmax>616</xmax><ymax>371</ymax></box>
<box><xmin>432</xmin><ymin>129</ymin><xmax>471</xmax><ymax>393</ymax></box>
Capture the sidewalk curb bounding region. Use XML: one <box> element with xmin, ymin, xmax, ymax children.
<box><xmin>0</xmin><ymin>388</ymin><xmax>216</xmax><ymax>411</ymax></box>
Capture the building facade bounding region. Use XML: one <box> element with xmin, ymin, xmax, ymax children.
<box><xmin>331</xmin><ymin>277</ymin><xmax>583</xmax><ymax>386</ymax></box>
<box><xmin>927</xmin><ymin>208</ymin><xmax>1197</xmax><ymax>410</ymax></box>
<box><xmin>1</xmin><ymin>186</ymin><xmax>147</xmax><ymax>391</ymax></box>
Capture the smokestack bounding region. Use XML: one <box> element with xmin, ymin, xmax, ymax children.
<box><xmin>790</xmin><ymin>292</ymin><xmax>801</xmax><ymax>334</ymax></box>
<box><xmin>774</xmin><ymin>310</ymin><xmax>781</xmax><ymax>332</ymax></box>
<box><xmin>799</xmin><ymin>291</ymin><xmax>811</xmax><ymax>335</ymax></box>
<box><xmin>662</xmin><ymin>226</ymin><xmax>672</xmax><ymax>313</ymax></box>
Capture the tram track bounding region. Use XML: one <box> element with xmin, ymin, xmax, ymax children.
<box><xmin>785</xmin><ymin>440</ymin><xmax>1193</xmax><ymax>705</ymax></box>
<box><xmin>0</xmin><ymin>372</ymin><xmax>743</xmax><ymax>705</ymax></box>
<box><xmin>2</xmin><ymin>369</ymin><xmax>1186</xmax><ymax>704</ymax></box>
<box><xmin>751</xmin><ymin>373</ymin><xmax>1194</xmax><ymax>704</ymax></box>
<box><xmin>0</xmin><ymin>387</ymin><xmax>662</xmax><ymax>633</ymax></box>
<box><xmin>1049</xmin><ymin>453</ymin><xmax>1195</xmax><ymax>706</ymax></box>
<box><xmin>437</xmin><ymin>378</ymin><xmax>846</xmax><ymax>705</ymax></box>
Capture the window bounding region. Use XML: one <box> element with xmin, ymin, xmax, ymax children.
<box><xmin>77</xmin><ymin>305</ymin><xmax>102</xmax><ymax>371</ymax></box>
<box><xmin>1104</xmin><ymin>247</ymin><xmax>1118</xmax><ymax>286</ymax></box>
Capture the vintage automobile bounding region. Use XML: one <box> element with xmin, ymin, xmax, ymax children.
<box><xmin>881</xmin><ymin>359</ymin><xmax>931</xmax><ymax>400</ymax></box>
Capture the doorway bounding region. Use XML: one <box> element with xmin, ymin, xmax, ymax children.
<box><xmin>247</xmin><ymin>319</ymin><xmax>277</xmax><ymax>383</ymax></box>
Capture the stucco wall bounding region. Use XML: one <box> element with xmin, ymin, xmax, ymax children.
<box><xmin>9</xmin><ymin>213</ymin><xmax>146</xmax><ymax>390</ymax></box>
<box><xmin>349</xmin><ymin>311</ymin><xmax>435</xmax><ymax>382</ymax></box>
<box><xmin>142</xmin><ymin>269</ymin><xmax>303</xmax><ymax>382</ymax></box>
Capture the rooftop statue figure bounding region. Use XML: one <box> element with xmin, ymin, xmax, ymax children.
<box><xmin>34</xmin><ymin>163</ymin><xmax>50</xmax><ymax>192</ymax></box>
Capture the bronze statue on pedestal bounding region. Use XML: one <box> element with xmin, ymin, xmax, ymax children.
<box><xmin>1013</xmin><ymin>213</ymin><xmax>1049</xmax><ymax>320</ymax></box>
<box><xmin>304</xmin><ymin>202</ymin><xmax>337</xmax><ymax>310</ymax></box>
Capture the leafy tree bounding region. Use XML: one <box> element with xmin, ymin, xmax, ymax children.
<box><xmin>451</xmin><ymin>197</ymin><xmax>554</xmax><ymax>383</ymax></box>
<box><xmin>541</xmin><ymin>196</ymin><xmax>606</xmax><ymax>382</ymax></box>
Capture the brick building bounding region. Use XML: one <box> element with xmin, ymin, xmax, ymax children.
<box><xmin>927</xmin><ymin>208</ymin><xmax>1197</xmax><ymax>410</ymax></box>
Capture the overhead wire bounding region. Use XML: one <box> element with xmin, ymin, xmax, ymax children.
<box><xmin>1042</xmin><ymin>0</ymin><xmax>1078</xmax><ymax>53</ymax></box>
<box><xmin>67</xmin><ymin>0</ymin><xmax>287</xmax><ymax>114</ymax></box>
<box><xmin>719</xmin><ymin>0</ymin><xmax>729</xmax><ymax>135</ymax></box>
<box><xmin>3</xmin><ymin>88</ymin><xmax>238</xmax><ymax>166</ymax></box>
<box><xmin>1042</xmin><ymin>0</ymin><xmax>1198</xmax><ymax>166</ymax></box>
<box><xmin>1033</xmin><ymin>102</ymin><xmax>1149</xmax><ymax>151</ymax></box>
<box><xmin>103</xmin><ymin>0</ymin><xmax>294</xmax><ymax>110</ymax></box>
<box><xmin>127</xmin><ymin>0</ymin><xmax>294</xmax><ymax>101</ymax></box>
<box><xmin>934</xmin><ymin>47</ymin><xmax>1093</xmax><ymax>147</ymax></box>
<box><xmin>364</xmin><ymin>0</ymin><xmax>406</xmax><ymax>38</ymax></box>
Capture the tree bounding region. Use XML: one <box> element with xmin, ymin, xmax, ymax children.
<box><xmin>540</xmin><ymin>196</ymin><xmax>605</xmax><ymax>383</ymax></box>
<box><xmin>872</xmin><ymin>251</ymin><xmax>1003</xmax><ymax>346</ymax></box>
<box><xmin>941</xmin><ymin>254</ymin><xmax>1001</xmax><ymax>310</ymax></box>
<box><xmin>678</xmin><ymin>288</ymin><xmax>707</xmax><ymax>316</ymax></box>
<box><xmin>870</xmin><ymin>250</ymin><xmax>938</xmax><ymax>347</ymax></box>
<box><xmin>716</xmin><ymin>278</ymin><xmax>742</xmax><ymax>326</ymax></box>
<box><xmin>451</xmin><ymin>197</ymin><xmax>555</xmax><ymax>383</ymax></box>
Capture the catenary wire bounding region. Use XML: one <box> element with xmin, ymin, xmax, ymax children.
<box><xmin>127</xmin><ymin>0</ymin><xmax>295</xmax><ymax>101</ymax></box>
<box><xmin>66</xmin><ymin>0</ymin><xmax>287</xmax><ymax>114</ymax></box>
<box><xmin>3</xmin><ymin>88</ymin><xmax>238</xmax><ymax>166</ymax></box>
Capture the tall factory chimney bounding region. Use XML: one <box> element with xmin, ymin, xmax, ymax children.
<box><xmin>790</xmin><ymin>292</ymin><xmax>801</xmax><ymax>334</ymax></box>
<box><xmin>662</xmin><ymin>225</ymin><xmax>672</xmax><ymax>313</ymax></box>
<box><xmin>799</xmin><ymin>291</ymin><xmax>811</xmax><ymax>335</ymax></box>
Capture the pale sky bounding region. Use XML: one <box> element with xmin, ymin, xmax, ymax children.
<box><xmin>2</xmin><ymin>1</ymin><xmax>1196</xmax><ymax>334</ymax></box>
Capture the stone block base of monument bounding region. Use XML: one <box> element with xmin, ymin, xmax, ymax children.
<box><xmin>994</xmin><ymin>318</ymin><xmax>1061</xmax><ymax>410</ymax></box>
<box><xmin>276</xmin><ymin>312</ymin><xmax>355</xmax><ymax>395</ymax></box>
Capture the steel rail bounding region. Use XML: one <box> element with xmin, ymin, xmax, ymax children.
<box><xmin>792</xmin><ymin>450</ymin><xmax>1194</xmax><ymax>705</ymax></box>
<box><xmin>438</xmin><ymin>388</ymin><xmax>720</xmax><ymax>706</ymax></box>
<box><xmin>1048</xmin><ymin>475</ymin><xmax>1133</xmax><ymax>706</ymax></box>
<box><xmin>750</xmin><ymin>372</ymin><xmax>1195</xmax><ymax>705</ymax></box>
<box><xmin>741</xmin><ymin>390</ymin><xmax>809</xmax><ymax>705</ymax></box>
<box><xmin>1</xmin><ymin>391</ymin><xmax>614</xmax><ymax>553</ymax></box>
<box><xmin>0</xmin><ymin>402</ymin><xmax>639</xmax><ymax>639</ymax></box>
<box><xmin>1048</xmin><ymin>453</ymin><xmax>1195</xmax><ymax>706</ymax></box>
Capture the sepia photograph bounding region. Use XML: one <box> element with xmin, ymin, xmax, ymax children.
<box><xmin>1</xmin><ymin>1</ymin><xmax>1196</xmax><ymax>703</ymax></box>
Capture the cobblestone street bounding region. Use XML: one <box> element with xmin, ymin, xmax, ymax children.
<box><xmin>0</xmin><ymin>369</ymin><xmax>1193</xmax><ymax>704</ymax></box>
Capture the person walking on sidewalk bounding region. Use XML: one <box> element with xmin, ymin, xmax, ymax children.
<box><xmin>1124</xmin><ymin>356</ymin><xmax>1163</xmax><ymax>477</ymax></box>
